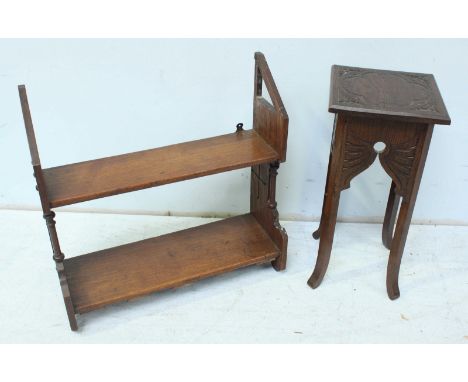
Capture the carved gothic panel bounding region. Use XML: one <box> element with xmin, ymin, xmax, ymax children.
<box><xmin>337</xmin><ymin>120</ymin><xmax>422</xmax><ymax>197</ymax></box>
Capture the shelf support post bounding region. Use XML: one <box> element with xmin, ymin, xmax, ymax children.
<box><xmin>251</xmin><ymin>52</ymin><xmax>289</xmax><ymax>270</ymax></box>
<box><xmin>250</xmin><ymin>162</ymin><xmax>288</xmax><ymax>271</ymax></box>
<box><xmin>18</xmin><ymin>85</ymin><xmax>78</xmax><ymax>331</ymax></box>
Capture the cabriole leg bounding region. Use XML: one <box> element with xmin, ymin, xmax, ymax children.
<box><xmin>386</xmin><ymin>197</ymin><xmax>414</xmax><ymax>300</ymax></box>
<box><xmin>307</xmin><ymin>184</ymin><xmax>342</xmax><ymax>288</ymax></box>
<box><xmin>308</xmin><ymin>115</ymin><xmax>346</xmax><ymax>289</ymax></box>
<box><xmin>313</xmin><ymin>149</ymin><xmax>333</xmax><ymax>240</ymax></box>
<box><xmin>382</xmin><ymin>181</ymin><xmax>401</xmax><ymax>250</ymax></box>
<box><xmin>386</xmin><ymin>125</ymin><xmax>433</xmax><ymax>300</ymax></box>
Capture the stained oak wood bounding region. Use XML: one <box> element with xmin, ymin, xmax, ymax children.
<box><xmin>310</xmin><ymin>64</ymin><xmax>450</xmax><ymax>300</ymax></box>
<box><xmin>382</xmin><ymin>181</ymin><xmax>401</xmax><ymax>250</ymax></box>
<box><xmin>64</xmin><ymin>214</ymin><xmax>280</xmax><ymax>313</ymax></box>
<box><xmin>18</xmin><ymin>85</ymin><xmax>78</xmax><ymax>330</ymax></box>
<box><xmin>250</xmin><ymin>162</ymin><xmax>288</xmax><ymax>271</ymax></box>
<box><xmin>43</xmin><ymin>129</ymin><xmax>278</xmax><ymax>208</ymax></box>
<box><xmin>249</xmin><ymin>52</ymin><xmax>289</xmax><ymax>270</ymax></box>
<box><xmin>253</xmin><ymin>52</ymin><xmax>289</xmax><ymax>162</ymax></box>
<box><xmin>329</xmin><ymin>65</ymin><xmax>451</xmax><ymax>125</ymax></box>
<box><xmin>19</xmin><ymin>51</ymin><xmax>289</xmax><ymax>331</ymax></box>
<box><xmin>18</xmin><ymin>85</ymin><xmax>41</xmax><ymax>166</ymax></box>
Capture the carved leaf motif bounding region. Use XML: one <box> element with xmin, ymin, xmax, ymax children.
<box><xmin>339</xmin><ymin>129</ymin><xmax>419</xmax><ymax>197</ymax></box>
<box><xmin>336</xmin><ymin>67</ymin><xmax>438</xmax><ymax>114</ymax></box>
<box><xmin>340</xmin><ymin>132</ymin><xmax>377</xmax><ymax>190</ymax></box>
<box><xmin>379</xmin><ymin>137</ymin><xmax>418</xmax><ymax>196</ymax></box>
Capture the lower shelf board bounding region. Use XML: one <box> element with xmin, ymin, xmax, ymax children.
<box><xmin>64</xmin><ymin>214</ymin><xmax>280</xmax><ymax>313</ymax></box>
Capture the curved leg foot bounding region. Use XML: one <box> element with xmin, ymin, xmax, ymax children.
<box><xmin>382</xmin><ymin>181</ymin><xmax>401</xmax><ymax>250</ymax></box>
<box><xmin>384</xmin><ymin>124</ymin><xmax>433</xmax><ymax>300</ymax></box>
<box><xmin>308</xmin><ymin>114</ymin><xmax>345</xmax><ymax>290</ymax></box>
<box><xmin>307</xmin><ymin>267</ymin><xmax>326</xmax><ymax>289</ymax></box>
<box><xmin>386</xmin><ymin>271</ymin><xmax>400</xmax><ymax>300</ymax></box>
<box><xmin>307</xmin><ymin>190</ymin><xmax>341</xmax><ymax>290</ymax></box>
<box><xmin>385</xmin><ymin>198</ymin><xmax>413</xmax><ymax>300</ymax></box>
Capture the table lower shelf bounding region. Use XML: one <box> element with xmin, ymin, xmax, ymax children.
<box><xmin>64</xmin><ymin>214</ymin><xmax>280</xmax><ymax>313</ymax></box>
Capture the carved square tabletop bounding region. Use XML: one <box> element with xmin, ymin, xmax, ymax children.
<box><xmin>329</xmin><ymin>65</ymin><xmax>451</xmax><ymax>125</ymax></box>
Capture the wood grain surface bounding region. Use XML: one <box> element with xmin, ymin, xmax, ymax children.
<box><xmin>43</xmin><ymin>130</ymin><xmax>278</xmax><ymax>207</ymax></box>
<box><xmin>329</xmin><ymin>65</ymin><xmax>451</xmax><ymax>125</ymax></box>
<box><xmin>65</xmin><ymin>214</ymin><xmax>280</xmax><ymax>313</ymax></box>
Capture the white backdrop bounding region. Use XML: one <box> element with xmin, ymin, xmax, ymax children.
<box><xmin>1</xmin><ymin>39</ymin><xmax>467</xmax><ymax>224</ymax></box>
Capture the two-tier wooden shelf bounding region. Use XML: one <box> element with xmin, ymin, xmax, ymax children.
<box><xmin>19</xmin><ymin>52</ymin><xmax>289</xmax><ymax>331</ymax></box>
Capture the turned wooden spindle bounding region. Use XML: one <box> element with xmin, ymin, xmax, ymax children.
<box><xmin>19</xmin><ymin>85</ymin><xmax>78</xmax><ymax>331</ymax></box>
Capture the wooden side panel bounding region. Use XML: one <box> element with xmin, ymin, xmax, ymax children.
<box><xmin>18</xmin><ymin>85</ymin><xmax>41</xmax><ymax>166</ymax></box>
<box><xmin>250</xmin><ymin>53</ymin><xmax>288</xmax><ymax>270</ymax></box>
<box><xmin>250</xmin><ymin>162</ymin><xmax>288</xmax><ymax>271</ymax></box>
<box><xmin>253</xmin><ymin>52</ymin><xmax>288</xmax><ymax>162</ymax></box>
<box><xmin>18</xmin><ymin>85</ymin><xmax>51</xmax><ymax>213</ymax></box>
<box><xmin>253</xmin><ymin>98</ymin><xmax>288</xmax><ymax>162</ymax></box>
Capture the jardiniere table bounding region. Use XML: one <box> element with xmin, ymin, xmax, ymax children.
<box><xmin>308</xmin><ymin>65</ymin><xmax>451</xmax><ymax>299</ymax></box>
